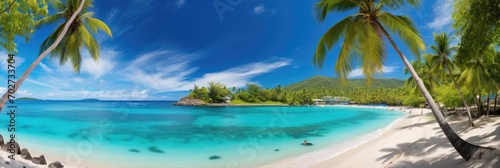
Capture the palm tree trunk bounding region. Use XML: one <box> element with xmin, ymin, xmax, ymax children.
<box><xmin>478</xmin><ymin>92</ymin><xmax>482</xmax><ymax>116</ymax></box>
<box><xmin>494</xmin><ymin>93</ymin><xmax>498</xmax><ymax>115</ymax></box>
<box><xmin>0</xmin><ymin>0</ymin><xmax>86</xmax><ymax>111</ymax></box>
<box><xmin>373</xmin><ymin>19</ymin><xmax>499</xmax><ymax>161</ymax></box>
<box><xmin>445</xmin><ymin>63</ymin><xmax>475</xmax><ymax>126</ymax></box>
<box><xmin>486</xmin><ymin>91</ymin><xmax>491</xmax><ymax>117</ymax></box>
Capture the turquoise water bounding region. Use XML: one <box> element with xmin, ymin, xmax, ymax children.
<box><xmin>0</xmin><ymin>101</ymin><xmax>404</xmax><ymax>168</ymax></box>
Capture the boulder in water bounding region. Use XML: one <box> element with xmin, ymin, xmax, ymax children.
<box><xmin>0</xmin><ymin>135</ymin><xmax>4</xmax><ymax>146</ymax></box>
<box><xmin>209</xmin><ymin>155</ymin><xmax>221</xmax><ymax>160</ymax></box>
<box><xmin>32</xmin><ymin>155</ymin><xmax>47</xmax><ymax>165</ymax></box>
<box><xmin>48</xmin><ymin>161</ymin><xmax>64</xmax><ymax>168</ymax></box>
<box><xmin>1</xmin><ymin>142</ymin><xmax>21</xmax><ymax>154</ymax></box>
<box><xmin>21</xmin><ymin>148</ymin><xmax>32</xmax><ymax>160</ymax></box>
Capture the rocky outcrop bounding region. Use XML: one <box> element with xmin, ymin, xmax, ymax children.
<box><xmin>32</xmin><ymin>155</ymin><xmax>47</xmax><ymax>165</ymax></box>
<box><xmin>2</xmin><ymin>142</ymin><xmax>21</xmax><ymax>155</ymax></box>
<box><xmin>0</xmin><ymin>135</ymin><xmax>4</xmax><ymax>146</ymax></box>
<box><xmin>21</xmin><ymin>148</ymin><xmax>32</xmax><ymax>160</ymax></box>
<box><xmin>48</xmin><ymin>161</ymin><xmax>64</xmax><ymax>168</ymax></box>
<box><xmin>175</xmin><ymin>98</ymin><xmax>206</xmax><ymax>106</ymax></box>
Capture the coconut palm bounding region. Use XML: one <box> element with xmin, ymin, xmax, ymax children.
<box><xmin>37</xmin><ymin>0</ymin><xmax>112</xmax><ymax>72</ymax></box>
<box><xmin>404</xmin><ymin>54</ymin><xmax>446</xmax><ymax>116</ymax></box>
<box><xmin>458</xmin><ymin>47</ymin><xmax>494</xmax><ymax>116</ymax></box>
<box><xmin>313</xmin><ymin>0</ymin><xmax>498</xmax><ymax>160</ymax></box>
<box><xmin>426</xmin><ymin>33</ymin><xmax>475</xmax><ymax>126</ymax></box>
<box><xmin>0</xmin><ymin>0</ymin><xmax>111</xmax><ymax>111</ymax></box>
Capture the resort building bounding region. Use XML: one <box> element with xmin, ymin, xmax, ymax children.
<box><xmin>219</xmin><ymin>96</ymin><xmax>231</xmax><ymax>103</ymax></box>
<box><xmin>314</xmin><ymin>96</ymin><xmax>350</xmax><ymax>105</ymax></box>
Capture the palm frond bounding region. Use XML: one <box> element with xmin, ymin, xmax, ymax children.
<box><xmin>335</xmin><ymin>20</ymin><xmax>364</xmax><ymax>83</ymax></box>
<box><xmin>47</xmin><ymin>0</ymin><xmax>67</xmax><ymax>11</ymax></box>
<box><xmin>378</xmin><ymin>12</ymin><xmax>425</xmax><ymax>57</ymax></box>
<box><xmin>358</xmin><ymin>22</ymin><xmax>385</xmax><ymax>85</ymax></box>
<box><xmin>314</xmin><ymin>0</ymin><xmax>359</xmax><ymax>22</ymax></box>
<box><xmin>36</xmin><ymin>12</ymin><xmax>64</xmax><ymax>28</ymax></box>
<box><xmin>85</xmin><ymin>17</ymin><xmax>113</xmax><ymax>37</ymax></box>
<box><xmin>380</xmin><ymin>0</ymin><xmax>421</xmax><ymax>9</ymax></box>
<box><xmin>78</xmin><ymin>25</ymin><xmax>100</xmax><ymax>61</ymax></box>
<box><xmin>313</xmin><ymin>16</ymin><xmax>355</xmax><ymax>68</ymax></box>
<box><xmin>39</xmin><ymin>24</ymin><xmax>65</xmax><ymax>55</ymax></box>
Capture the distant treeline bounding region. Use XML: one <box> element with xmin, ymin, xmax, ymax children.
<box><xmin>185</xmin><ymin>82</ymin><xmax>424</xmax><ymax>106</ymax></box>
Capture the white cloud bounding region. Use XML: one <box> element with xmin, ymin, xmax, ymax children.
<box><xmin>176</xmin><ymin>0</ymin><xmax>186</xmax><ymax>8</ymax></box>
<box><xmin>348</xmin><ymin>66</ymin><xmax>397</xmax><ymax>78</ymax></box>
<box><xmin>37</xmin><ymin>89</ymin><xmax>151</xmax><ymax>100</ymax></box>
<box><xmin>0</xmin><ymin>52</ymin><xmax>25</xmax><ymax>71</ymax></box>
<box><xmin>189</xmin><ymin>58</ymin><xmax>291</xmax><ymax>89</ymax></box>
<box><xmin>252</xmin><ymin>3</ymin><xmax>275</xmax><ymax>15</ymax></box>
<box><xmin>427</xmin><ymin>0</ymin><xmax>453</xmax><ymax>31</ymax></box>
<box><xmin>0</xmin><ymin>87</ymin><xmax>32</xmax><ymax>97</ymax></box>
<box><xmin>121</xmin><ymin>50</ymin><xmax>291</xmax><ymax>92</ymax></box>
<box><xmin>38</xmin><ymin>62</ymin><xmax>53</xmax><ymax>73</ymax></box>
<box><xmin>80</xmin><ymin>49</ymin><xmax>117</xmax><ymax>79</ymax></box>
<box><xmin>26</xmin><ymin>79</ymin><xmax>58</xmax><ymax>89</ymax></box>
<box><xmin>253</xmin><ymin>4</ymin><xmax>265</xmax><ymax>14</ymax></box>
<box><xmin>49</xmin><ymin>48</ymin><xmax>117</xmax><ymax>79</ymax></box>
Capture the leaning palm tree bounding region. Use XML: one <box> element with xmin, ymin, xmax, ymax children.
<box><xmin>37</xmin><ymin>0</ymin><xmax>112</xmax><ymax>72</ymax></box>
<box><xmin>0</xmin><ymin>0</ymin><xmax>112</xmax><ymax>111</ymax></box>
<box><xmin>426</xmin><ymin>33</ymin><xmax>475</xmax><ymax>126</ymax></box>
<box><xmin>313</xmin><ymin>0</ymin><xmax>499</xmax><ymax>160</ymax></box>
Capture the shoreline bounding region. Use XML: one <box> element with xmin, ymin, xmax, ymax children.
<box><xmin>259</xmin><ymin>105</ymin><xmax>409</xmax><ymax>168</ymax></box>
<box><xmin>263</xmin><ymin>107</ymin><xmax>500</xmax><ymax>168</ymax></box>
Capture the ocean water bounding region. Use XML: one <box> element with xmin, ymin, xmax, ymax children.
<box><xmin>0</xmin><ymin>101</ymin><xmax>404</xmax><ymax>168</ymax></box>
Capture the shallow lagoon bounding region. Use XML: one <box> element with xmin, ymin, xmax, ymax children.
<box><xmin>0</xmin><ymin>101</ymin><xmax>404</xmax><ymax>168</ymax></box>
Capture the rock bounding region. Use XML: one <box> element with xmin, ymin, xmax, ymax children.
<box><xmin>175</xmin><ymin>98</ymin><xmax>206</xmax><ymax>106</ymax></box>
<box><xmin>21</xmin><ymin>148</ymin><xmax>31</xmax><ymax>160</ymax></box>
<box><xmin>32</xmin><ymin>155</ymin><xmax>47</xmax><ymax>165</ymax></box>
<box><xmin>129</xmin><ymin>149</ymin><xmax>140</xmax><ymax>153</ymax></box>
<box><xmin>0</xmin><ymin>134</ymin><xmax>4</xmax><ymax>146</ymax></box>
<box><xmin>5</xmin><ymin>161</ymin><xmax>9</xmax><ymax>164</ymax></box>
<box><xmin>209</xmin><ymin>155</ymin><xmax>221</xmax><ymax>160</ymax></box>
<box><xmin>274</xmin><ymin>149</ymin><xmax>279</xmax><ymax>151</ymax></box>
<box><xmin>1</xmin><ymin>142</ymin><xmax>21</xmax><ymax>154</ymax></box>
<box><xmin>48</xmin><ymin>161</ymin><xmax>64</xmax><ymax>168</ymax></box>
<box><xmin>148</xmin><ymin>146</ymin><xmax>164</xmax><ymax>153</ymax></box>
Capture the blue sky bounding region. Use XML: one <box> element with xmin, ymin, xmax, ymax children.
<box><xmin>2</xmin><ymin>0</ymin><xmax>455</xmax><ymax>100</ymax></box>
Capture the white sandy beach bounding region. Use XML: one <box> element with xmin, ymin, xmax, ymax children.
<box><xmin>261</xmin><ymin>106</ymin><xmax>500</xmax><ymax>168</ymax></box>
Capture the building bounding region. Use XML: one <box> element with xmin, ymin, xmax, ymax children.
<box><xmin>313</xmin><ymin>96</ymin><xmax>349</xmax><ymax>105</ymax></box>
<box><xmin>219</xmin><ymin>96</ymin><xmax>231</xmax><ymax>103</ymax></box>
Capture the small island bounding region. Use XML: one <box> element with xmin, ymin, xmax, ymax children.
<box><xmin>16</xmin><ymin>97</ymin><xmax>42</xmax><ymax>101</ymax></box>
<box><xmin>176</xmin><ymin>77</ymin><xmax>408</xmax><ymax>107</ymax></box>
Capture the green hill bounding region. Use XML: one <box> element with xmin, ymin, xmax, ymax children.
<box><xmin>283</xmin><ymin>76</ymin><xmax>405</xmax><ymax>91</ymax></box>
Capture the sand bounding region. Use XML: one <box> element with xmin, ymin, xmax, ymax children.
<box><xmin>261</xmin><ymin>106</ymin><xmax>500</xmax><ymax>168</ymax></box>
<box><xmin>0</xmin><ymin>148</ymin><xmax>45</xmax><ymax>168</ymax></box>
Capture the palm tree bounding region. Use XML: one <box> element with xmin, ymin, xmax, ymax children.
<box><xmin>37</xmin><ymin>0</ymin><xmax>112</xmax><ymax>72</ymax></box>
<box><xmin>404</xmin><ymin>55</ymin><xmax>446</xmax><ymax>116</ymax></box>
<box><xmin>313</xmin><ymin>0</ymin><xmax>498</xmax><ymax>160</ymax></box>
<box><xmin>0</xmin><ymin>0</ymin><xmax>112</xmax><ymax>111</ymax></box>
<box><xmin>458</xmin><ymin>48</ymin><xmax>493</xmax><ymax>116</ymax></box>
<box><xmin>426</xmin><ymin>33</ymin><xmax>475</xmax><ymax>126</ymax></box>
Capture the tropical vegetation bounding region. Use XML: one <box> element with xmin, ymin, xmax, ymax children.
<box><xmin>0</xmin><ymin>0</ymin><xmax>112</xmax><ymax>111</ymax></box>
<box><xmin>312</xmin><ymin>0</ymin><xmax>499</xmax><ymax>161</ymax></box>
